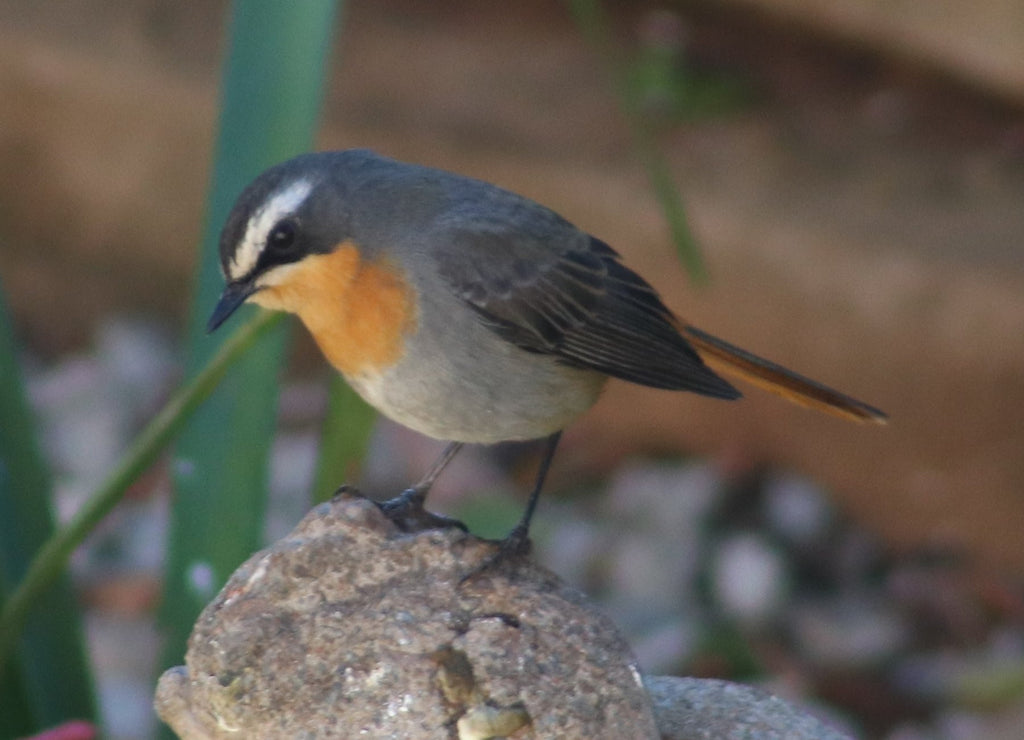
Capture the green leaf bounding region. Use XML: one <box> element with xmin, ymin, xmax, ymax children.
<box><xmin>158</xmin><ymin>0</ymin><xmax>343</xmax><ymax>680</ymax></box>
<box><xmin>313</xmin><ymin>375</ymin><xmax>377</xmax><ymax>503</ymax></box>
<box><xmin>0</xmin><ymin>276</ymin><xmax>96</xmax><ymax>732</ymax></box>
<box><xmin>0</xmin><ymin>310</ymin><xmax>281</xmax><ymax>688</ymax></box>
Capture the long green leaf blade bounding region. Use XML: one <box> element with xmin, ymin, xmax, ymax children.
<box><xmin>0</xmin><ymin>277</ymin><xmax>96</xmax><ymax>733</ymax></box>
<box><xmin>0</xmin><ymin>311</ymin><xmax>282</xmax><ymax>681</ymax></box>
<box><xmin>313</xmin><ymin>375</ymin><xmax>376</xmax><ymax>503</ymax></box>
<box><xmin>159</xmin><ymin>0</ymin><xmax>342</xmax><ymax>679</ymax></box>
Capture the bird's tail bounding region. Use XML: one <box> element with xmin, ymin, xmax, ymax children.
<box><xmin>682</xmin><ymin>325</ymin><xmax>888</xmax><ymax>424</ymax></box>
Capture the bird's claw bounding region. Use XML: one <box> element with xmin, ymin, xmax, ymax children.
<box><xmin>459</xmin><ymin>523</ymin><xmax>532</xmax><ymax>585</ymax></box>
<box><xmin>376</xmin><ymin>487</ymin><xmax>468</xmax><ymax>533</ymax></box>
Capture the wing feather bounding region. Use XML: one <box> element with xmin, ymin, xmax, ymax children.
<box><xmin>436</xmin><ymin>224</ymin><xmax>739</xmax><ymax>399</ymax></box>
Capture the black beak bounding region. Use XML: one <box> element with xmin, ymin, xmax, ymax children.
<box><xmin>207</xmin><ymin>280</ymin><xmax>258</xmax><ymax>333</ymax></box>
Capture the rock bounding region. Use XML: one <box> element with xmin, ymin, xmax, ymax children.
<box><xmin>645</xmin><ymin>675</ymin><xmax>854</xmax><ymax>740</ymax></box>
<box><xmin>155</xmin><ymin>492</ymin><xmax>659</xmax><ymax>739</ymax></box>
<box><xmin>155</xmin><ymin>490</ymin><xmax>868</xmax><ymax>739</ymax></box>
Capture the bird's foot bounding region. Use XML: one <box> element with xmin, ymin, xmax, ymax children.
<box><xmin>459</xmin><ymin>523</ymin><xmax>532</xmax><ymax>585</ymax></box>
<box><xmin>375</xmin><ymin>487</ymin><xmax>468</xmax><ymax>534</ymax></box>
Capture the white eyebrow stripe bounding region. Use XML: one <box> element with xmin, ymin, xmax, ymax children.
<box><xmin>229</xmin><ymin>178</ymin><xmax>315</xmax><ymax>280</ymax></box>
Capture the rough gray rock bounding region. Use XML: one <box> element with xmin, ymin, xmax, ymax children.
<box><xmin>646</xmin><ymin>675</ymin><xmax>853</xmax><ymax>740</ymax></box>
<box><xmin>156</xmin><ymin>491</ymin><xmax>857</xmax><ymax>739</ymax></box>
<box><xmin>155</xmin><ymin>491</ymin><xmax>659</xmax><ymax>739</ymax></box>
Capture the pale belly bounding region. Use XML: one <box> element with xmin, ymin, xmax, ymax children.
<box><xmin>345</xmin><ymin>349</ymin><xmax>607</xmax><ymax>444</ymax></box>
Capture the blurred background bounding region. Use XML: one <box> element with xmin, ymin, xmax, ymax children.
<box><xmin>1</xmin><ymin>1</ymin><xmax>1023</xmax><ymax>738</ymax></box>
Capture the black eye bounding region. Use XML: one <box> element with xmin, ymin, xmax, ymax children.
<box><xmin>267</xmin><ymin>218</ymin><xmax>298</xmax><ymax>255</ymax></box>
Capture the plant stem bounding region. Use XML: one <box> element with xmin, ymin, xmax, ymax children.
<box><xmin>567</xmin><ymin>0</ymin><xmax>707</xmax><ymax>282</ymax></box>
<box><xmin>0</xmin><ymin>311</ymin><xmax>283</xmax><ymax>677</ymax></box>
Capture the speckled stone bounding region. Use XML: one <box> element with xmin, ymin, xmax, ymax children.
<box><xmin>646</xmin><ymin>675</ymin><xmax>853</xmax><ymax>740</ymax></box>
<box><xmin>155</xmin><ymin>491</ymin><xmax>659</xmax><ymax>739</ymax></box>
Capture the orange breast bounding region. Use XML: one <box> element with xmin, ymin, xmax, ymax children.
<box><xmin>251</xmin><ymin>242</ymin><xmax>417</xmax><ymax>377</ymax></box>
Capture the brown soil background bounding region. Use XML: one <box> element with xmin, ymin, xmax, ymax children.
<box><xmin>1</xmin><ymin>1</ymin><xmax>1022</xmax><ymax>571</ymax></box>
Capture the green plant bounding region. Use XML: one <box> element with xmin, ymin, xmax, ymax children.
<box><xmin>158</xmin><ymin>0</ymin><xmax>344</xmax><ymax>690</ymax></box>
<box><xmin>0</xmin><ymin>277</ymin><xmax>96</xmax><ymax>737</ymax></box>
<box><xmin>567</xmin><ymin>0</ymin><xmax>707</xmax><ymax>283</ymax></box>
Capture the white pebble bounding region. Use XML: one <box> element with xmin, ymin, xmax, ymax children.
<box><xmin>711</xmin><ymin>532</ymin><xmax>790</xmax><ymax>627</ymax></box>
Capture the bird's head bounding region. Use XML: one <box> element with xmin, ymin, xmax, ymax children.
<box><xmin>207</xmin><ymin>154</ymin><xmax>352</xmax><ymax>333</ymax></box>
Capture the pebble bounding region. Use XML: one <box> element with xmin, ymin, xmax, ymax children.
<box><xmin>603</xmin><ymin>459</ymin><xmax>723</xmax><ymax>535</ymax></box>
<box><xmin>628</xmin><ymin>614</ymin><xmax>702</xmax><ymax>675</ymax></box>
<box><xmin>28</xmin><ymin>319</ymin><xmax>177</xmax><ymax>519</ymax></box>
<box><xmin>762</xmin><ymin>472</ymin><xmax>834</xmax><ymax>547</ymax></box>
<box><xmin>87</xmin><ymin>613</ymin><xmax>160</xmax><ymax>740</ymax></box>
<box><xmin>266</xmin><ymin>430</ymin><xmax>319</xmax><ymax>541</ymax></box>
<box><xmin>792</xmin><ymin>594</ymin><xmax>910</xmax><ymax>669</ymax></box>
<box><xmin>892</xmin><ymin>626</ymin><xmax>1024</xmax><ymax>705</ymax></box>
<box><xmin>710</xmin><ymin>531</ymin><xmax>791</xmax><ymax>628</ymax></box>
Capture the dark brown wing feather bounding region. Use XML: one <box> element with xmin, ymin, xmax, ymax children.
<box><xmin>436</xmin><ymin>230</ymin><xmax>740</xmax><ymax>399</ymax></box>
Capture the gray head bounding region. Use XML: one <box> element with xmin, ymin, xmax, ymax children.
<box><xmin>207</xmin><ymin>150</ymin><xmax>387</xmax><ymax>332</ymax></box>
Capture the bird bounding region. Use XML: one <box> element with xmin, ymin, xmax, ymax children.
<box><xmin>207</xmin><ymin>149</ymin><xmax>886</xmax><ymax>553</ymax></box>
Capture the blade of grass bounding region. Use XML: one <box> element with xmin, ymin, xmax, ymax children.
<box><xmin>566</xmin><ymin>0</ymin><xmax>707</xmax><ymax>283</ymax></box>
<box><xmin>159</xmin><ymin>0</ymin><xmax>342</xmax><ymax>680</ymax></box>
<box><xmin>0</xmin><ymin>277</ymin><xmax>96</xmax><ymax>733</ymax></box>
<box><xmin>312</xmin><ymin>375</ymin><xmax>376</xmax><ymax>503</ymax></box>
<box><xmin>0</xmin><ymin>310</ymin><xmax>283</xmax><ymax>682</ymax></box>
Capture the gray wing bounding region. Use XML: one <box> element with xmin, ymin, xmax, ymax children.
<box><xmin>434</xmin><ymin>220</ymin><xmax>739</xmax><ymax>399</ymax></box>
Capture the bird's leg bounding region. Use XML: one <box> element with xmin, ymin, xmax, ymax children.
<box><xmin>504</xmin><ymin>431</ymin><xmax>562</xmax><ymax>550</ymax></box>
<box><xmin>377</xmin><ymin>441</ymin><xmax>467</xmax><ymax>532</ymax></box>
<box><xmin>462</xmin><ymin>431</ymin><xmax>562</xmax><ymax>582</ymax></box>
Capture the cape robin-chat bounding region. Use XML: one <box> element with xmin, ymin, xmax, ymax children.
<box><xmin>208</xmin><ymin>149</ymin><xmax>886</xmax><ymax>548</ymax></box>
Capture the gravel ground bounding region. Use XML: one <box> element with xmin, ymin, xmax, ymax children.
<box><xmin>24</xmin><ymin>317</ymin><xmax>1024</xmax><ymax>740</ymax></box>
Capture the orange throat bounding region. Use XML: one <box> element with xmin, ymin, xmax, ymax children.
<box><xmin>250</xmin><ymin>242</ymin><xmax>417</xmax><ymax>378</ymax></box>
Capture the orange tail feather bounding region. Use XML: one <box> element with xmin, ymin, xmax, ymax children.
<box><xmin>682</xmin><ymin>326</ymin><xmax>888</xmax><ymax>424</ymax></box>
